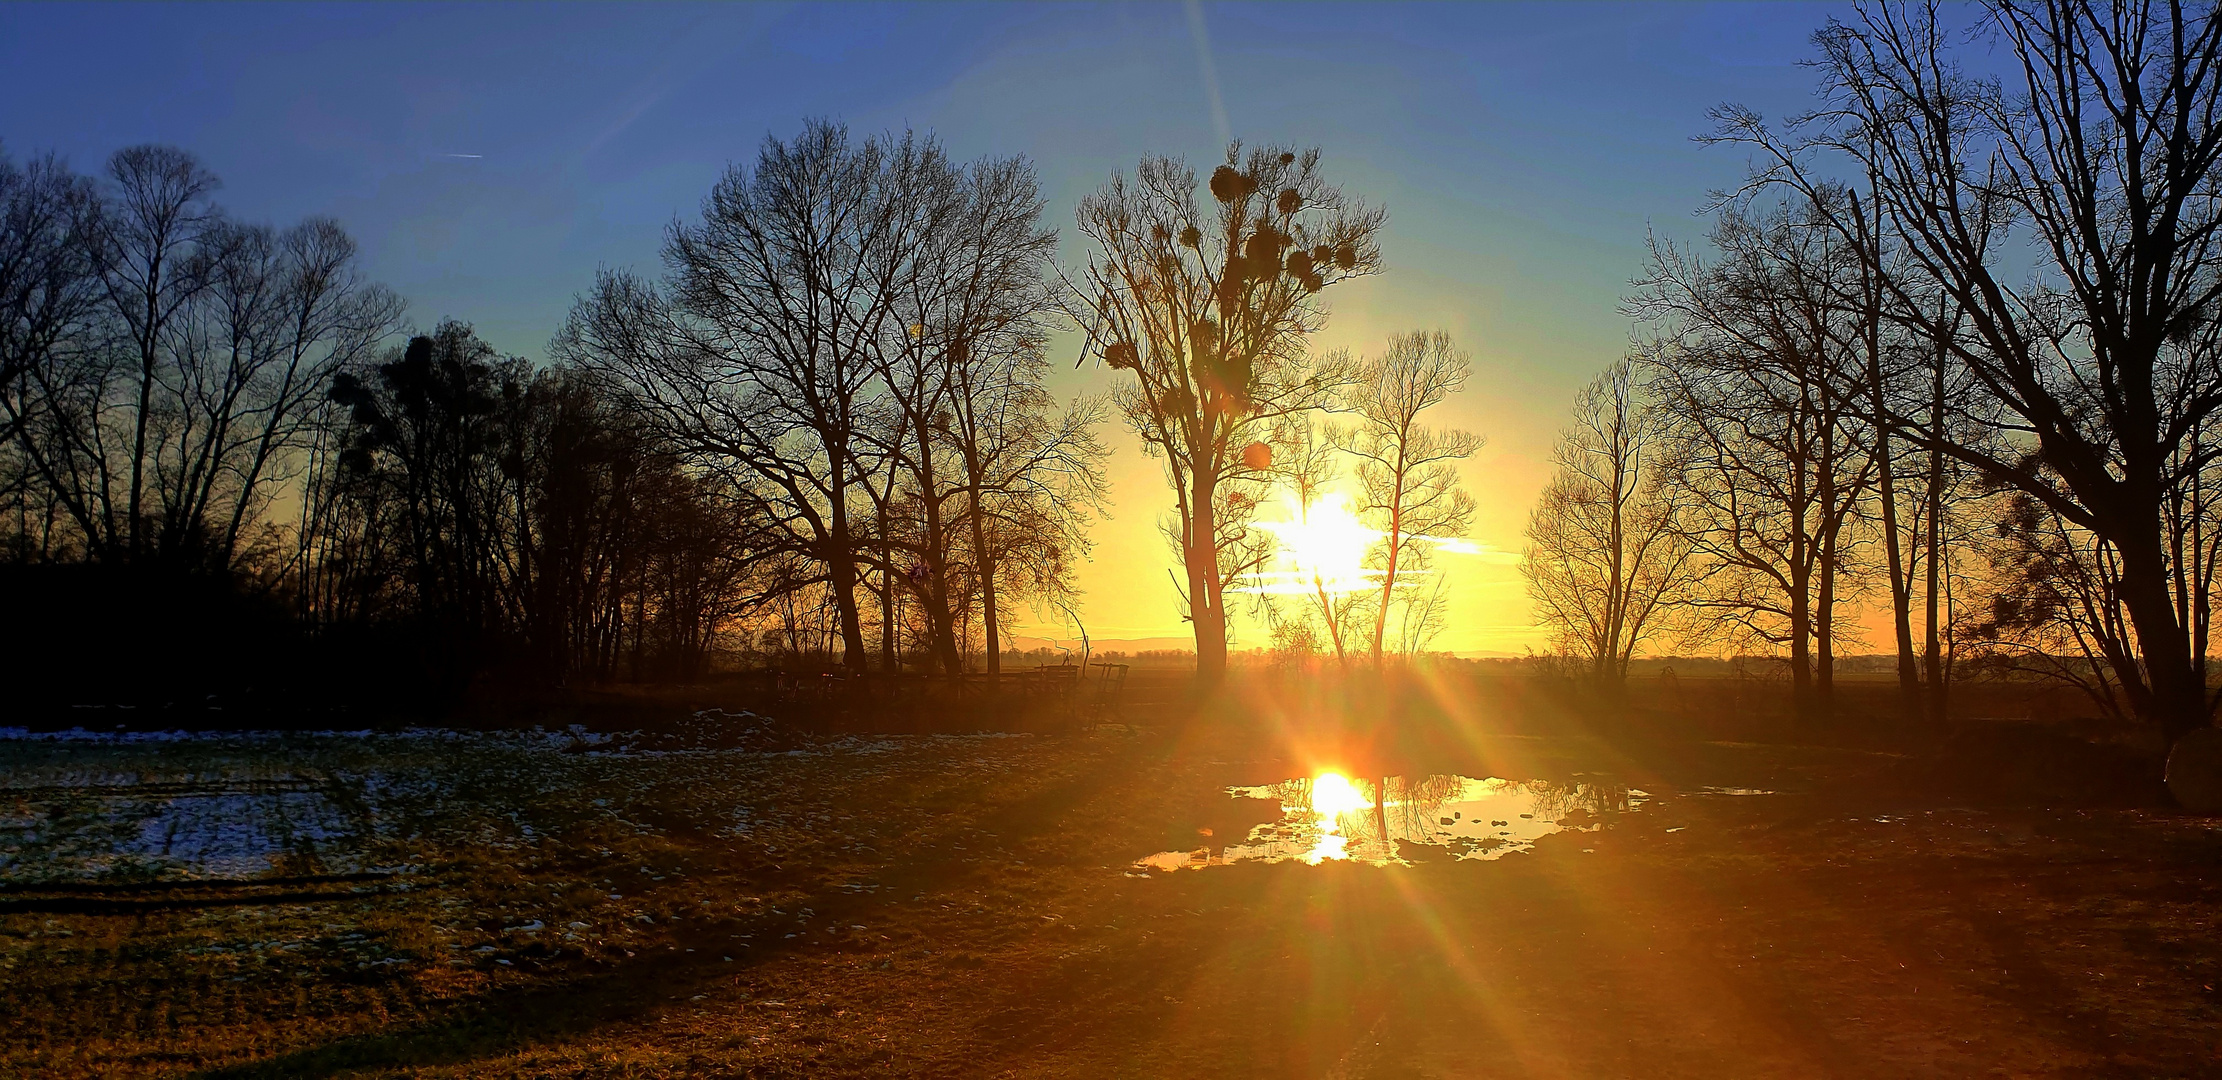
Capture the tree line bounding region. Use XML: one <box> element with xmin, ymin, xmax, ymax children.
<box><xmin>3</xmin><ymin>116</ymin><xmax>1487</xmax><ymax>694</ymax></box>
<box><xmin>556</xmin><ymin>121</ymin><xmax>1107</xmax><ymax>679</ymax></box>
<box><xmin>0</xmin><ymin>127</ymin><xmax>1111</xmax><ymax>689</ymax></box>
<box><xmin>1523</xmin><ymin>0</ymin><xmax>2222</xmax><ymax>751</ymax></box>
<box><xmin>0</xmin><ymin>143</ymin><xmax>781</xmax><ymax>687</ymax></box>
<box><xmin>40</xmin><ymin>2</ymin><xmax>2193</xmax><ymax>731</ymax></box>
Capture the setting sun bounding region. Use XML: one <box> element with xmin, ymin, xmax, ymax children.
<box><xmin>1242</xmin><ymin>492</ymin><xmax>1380</xmax><ymax>597</ymax></box>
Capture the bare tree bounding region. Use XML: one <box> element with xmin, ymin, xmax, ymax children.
<box><xmin>1262</xmin><ymin>415</ymin><xmax>1366</xmax><ymax>662</ymax></box>
<box><xmin>96</xmin><ymin>146</ymin><xmax>221</xmax><ymax>560</ymax></box>
<box><xmin>560</xmin><ymin>122</ymin><xmax>930</xmax><ymax>671</ymax></box>
<box><xmin>945</xmin><ymin>337</ymin><xmax>1108</xmax><ymax>674</ymax></box>
<box><xmin>866</xmin><ymin>151</ymin><xmax>1088</xmax><ymax>674</ymax></box>
<box><xmin>1068</xmin><ymin>143</ymin><xmax>1383</xmax><ymax>684</ymax></box>
<box><xmin>1344</xmin><ymin>330</ymin><xmax>1482</xmax><ymax>662</ymax></box>
<box><xmin>1635</xmin><ymin>206</ymin><xmax>1876</xmax><ymax>715</ymax></box>
<box><xmin>150</xmin><ymin>218</ymin><xmax>401</xmax><ymax>567</ymax></box>
<box><xmin>1718</xmin><ymin>0</ymin><xmax>2222</xmax><ymax>744</ymax></box>
<box><xmin>939</xmin><ymin>157</ymin><xmax>1107</xmax><ymax>674</ymax></box>
<box><xmin>863</xmin><ymin>147</ymin><xmax>977</xmax><ymax>673</ymax></box>
<box><xmin>2</xmin><ymin>145</ymin><xmax>398</xmax><ymax>572</ymax></box>
<box><xmin>1523</xmin><ymin>358</ymin><xmax>1695</xmax><ymax>685</ymax></box>
<box><xmin>6</xmin><ymin>147</ymin><xmax>221</xmax><ymax>563</ymax></box>
<box><xmin>215</xmin><ymin>220</ymin><xmax>399</xmax><ymax>563</ymax></box>
<box><xmin>563</xmin><ymin>123</ymin><xmax>1098</xmax><ymax>676</ymax></box>
<box><xmin>0</xmin><ymin>148</ymin><xmax>100</xmax><ymax>557</ymax></box>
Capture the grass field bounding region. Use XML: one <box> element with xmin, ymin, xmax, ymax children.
<box><xmin>4</xmin><ymin>677</ymin><xmax>2220</xmax><ymax>1078</ymax></box>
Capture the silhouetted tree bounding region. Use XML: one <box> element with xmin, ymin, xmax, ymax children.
<box><xmin>938</xmin><ymin>157</ymin><xmax>1107</xmax><ymax>674</ymax></box>
<box><xmin>563</xmin><ymin>124</ymin><xmax>949</xmax><ymax>672</ymax></box>
<box><xmin>319</xmin><ymin>322</ymin><xmax>761</xmax><ymax>682</ymax></box>
<box><xmin>1345</xmin><ymin>330</ymin><xmax>1482</xmax><ymax>661</ymax></box>
<box><xmin>562</xmin><ymin>123</ymin><xmax>1100</xmax><ymax>676</ymax></box>
<box><xmin>865</xmin><ymin>150</ymin><xmax>1079</xmax><ymax>673</ymax></box>
<box><xmin>99</xmin><ymin>146</ymin><xmax>221</xmax><ymax>560</ymax></box>
<box><xmin>0</xmin><ymin>148</ymin><xmax>100</xmax><ymax>558</ymax></box>
<box><xmin>1635</xmin><ymin>204</ymin><xmax>1876</xmax><ymax>716</ymax></box>
<box><xmin>942</xmin><ymin>328</ymin><xmax>1108</xmax><ymax>674</ymax></box>
<box><xmin>328</xmin><ymin>321</ymin><xmax>520</xmax><ymax>634</ymax></box>
<box><xmin>1524</xmin><ymin>358</ymin><xmax>1696</xmax><ymax>686</ymax></box>
<box><xmin>1069</xmin><ymin>143</ymin><xmax>1383</xmax><ymax>684</ymax></box>
<box><xmin>0</xmin><ymin>145</ymin><xmax>399</xmax><ymax>572</ymax></box>
<box><xmin>1715</xmin><ymin>0</ymin><xmax>2222</xmax><ymax>744</ymax></box>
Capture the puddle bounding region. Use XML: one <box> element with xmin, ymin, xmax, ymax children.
<box><xmin>1136</xmin><ymin>774</ymin><xmax>1644</xmax><ymax>871</ymax></box>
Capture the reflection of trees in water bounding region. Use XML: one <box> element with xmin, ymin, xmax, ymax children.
<box><xmin>1383</xmin><ymin>775</ymin><xmax>1464</xmax><ymax>839</ymax></box>
<box><xmin>1182</xmin><ymin>773</ymin><xmax>1635</xmax><ymax>866</ymax></box>
<box><xmin>1230</xmin><ymin>774</ymin><xmax>1634</xmax><ymax>863</ymax></box>
<box><xmin>1366</xmin><ymin>777</ymin><xmax>1625</xmax><ymax>841</ymax></box>
<box><xmin>1505</xmin><ymin>779</ymin><xmax>1632</xmax><ymax>819</ymax></box>
<box><xmin>1262</xmin><ymin>777</ymin><xmax>1314</xmax><ymax>812</ymax></box>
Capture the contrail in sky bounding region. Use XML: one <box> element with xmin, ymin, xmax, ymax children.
<box><xmin>1184</xmin><ymin>0</ymin><xmax>1232</xmax><ymax>150</ymax></box>
<box><xmin>437</xmin><ymin>153</ymin><xmax>483</xmax><ymax>160</ymax></box>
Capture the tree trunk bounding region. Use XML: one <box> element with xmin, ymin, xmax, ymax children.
<box><xmin>1600</xmin><ymin>434</ymin><xmax>1628</xmax><ymax>687</ymax></box>
<box><xmin>1188</xmin><ymin>470</ymin><xmax>1228</xmax><ymax>687</ymax></box>
<box><xmin>1372</xmin><ymin>456</ymin><xmax>1409</xmax><ymax>665</ymax></box>
<box><xmin>880</xmin><ymin>562</ymin><xmax>897</xmax><ymax>672</ymax></box>
<box><xmin>1872</xmin><ymin>368</ymin><xmax>1917</xmax><ymax>720</ymax></box>
<box><xmin>127</xmin><ymin>328</ymin><xmax>157</xmax><ymax>559</ymax></box>
<box><xmin>1788</xmin><ymin>525</ymin><xmax>1814</xmax><ymax>722</ymax></box>
<box><xmin>1786</xmin><ymin>440</ymin><xmax>1815</xmax><ymax>721</ymax></box>
<box><xmin>1788</xmin><ymin>601</ymin><xmax>1813</xmax><ymax>719</ymax></box>
<box><xmin>1815</xmin><ymin>425</ymin><xmax>1839</xmax><ymax>715</ymax></box>
<box><xmin>629</xmin><ymin>573</ymin><xmax>646</xmax><ymax>683</ymax></box>
<box><xmin>1848</xmin><ymin>186</ymin><xmax>1919</xmax><ymax>719</ymax></box>
<box><xmin>827</xmin><ymin>487</ymin><xmax>869</xmax><ymax>673</ymax></box>
<box><xmin>1923</xmin><ymin>357</ymin><xmax>1947</xmax><ymax>724</ymax></box>
<box><xmin>879</xmin><ymin>500</ymin><xmax>897</xmax><ymax>674</ymax></box>
<box><xmin>1817</xmin><ymin>523</ymin><xmax>1837</xmax><ymax>708</ymax></box>
<box><xmin>2116</xmin><ymin>527</ymin><xmax>2206</xmax><ymax>743</ymax></box>
<box><xmin>915</xmin><ymin>437</ymin><xmax>963</xmax><ymax>675</ymax></box>
<box><xmin>972</xmin><ymin>502</ymin><xmax>1001</xmax><ymax>676</ymax></box>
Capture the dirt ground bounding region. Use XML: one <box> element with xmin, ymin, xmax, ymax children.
<box><xmin>4</xmin><ymin>693</ymin><xmax>2222</xmax><ymax>1079</ymax></box>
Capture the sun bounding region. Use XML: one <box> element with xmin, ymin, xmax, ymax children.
<box><xmin>1309</xmin><ymin>771</ymin><xmax>1373</xmax><ymax>816</ymax></box>
<box><xmin>1303</xmin><ymin>771</ymin><xmax>1375</xmax><ymax>863</ymax></box>
<box><xmin>1242</xmin><ymin>491</ymin><xmax>1379</xmax><ymax>596</ymax></box>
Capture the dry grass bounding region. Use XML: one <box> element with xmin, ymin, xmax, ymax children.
<box><xmin>4</xmin><ymin>691</ymin><xmax>2220</xmax><ymax>1078</ymax></box>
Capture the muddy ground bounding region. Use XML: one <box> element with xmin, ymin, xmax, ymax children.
<box><xmin>3</xmin><ymin>702</ymin><xmax>2221</xmax><ymax>1079</ymax></box>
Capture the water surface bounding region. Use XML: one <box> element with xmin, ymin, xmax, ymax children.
<box><xmin>1136</xmin><ymin>773</ymin><xmax>1644</xmax><ymax>871</ymax></box>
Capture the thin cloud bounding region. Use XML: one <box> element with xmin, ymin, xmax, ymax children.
<box><xmin>1184</xmin><ymin>0</ymin><xmax>1231</xmax><ymax>150</ymax></box>
<box><xmin>574</xmin><ymin>10</ymin><xmax>761</xmax><ymax>169</ymax></box>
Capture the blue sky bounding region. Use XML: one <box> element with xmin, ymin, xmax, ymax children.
<box><xmin>0</xmin><ymin>1</ymin><xmax>1857</xmax><ymax>652</ymax></box>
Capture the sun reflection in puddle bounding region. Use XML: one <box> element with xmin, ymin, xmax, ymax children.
<box><xmin>1136</xmin><ymin>774</ymin><xmax>1645</xmax><ymax>872</ymax></box>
